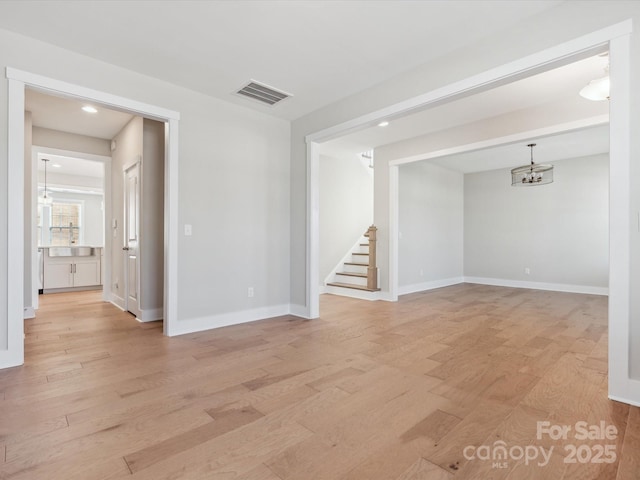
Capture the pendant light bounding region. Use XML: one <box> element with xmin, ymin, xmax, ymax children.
<box><xmin>511</xmin><ymin>144</ymin><xmax>553</xmax><ymax>186</ymax></box>
<box><xmin>39</xmin><ymin>158</ymin><xmax>53</xmax><ymax>205</ymax></box>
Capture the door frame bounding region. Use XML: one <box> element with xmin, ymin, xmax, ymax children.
<box><xmin>5</xmin><ymin>67</ymin><xmax>181</xmax><ymax>368</ymax></box>
<box><xmin>30</xmin><ymin>146</ymin><xmax>112</xmax><ymax>310</ymax></box>
<box><xmin>305</xmin><ymin>20</ymin><xmax>638</xmax><ymax>405</ymax></box>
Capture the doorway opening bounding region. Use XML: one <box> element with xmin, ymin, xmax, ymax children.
<box><xmin>33</xmin><ymin>149</ymin><xmax>110</xmax><ymax>309</ymax></box>
<box><xmin>304</xmin><ymin>22</ymin><xmax>636</xmax><ymax>404</ymax></box>
<box><xmin>5</xmin><ymin>68</ymin><xmax>180</xmax><ymax>369</ymax></box>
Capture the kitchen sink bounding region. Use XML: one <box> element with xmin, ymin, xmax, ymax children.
<box><xmin>47</xmin><ymin>246</ymin><xmax>96</xmax><ymax>257</ymax></box>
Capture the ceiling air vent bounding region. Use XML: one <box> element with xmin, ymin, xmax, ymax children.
<box><xmin>235</xmin><ymin>80</ymin><xmax>292</xmax><ymax>106</ymax></box>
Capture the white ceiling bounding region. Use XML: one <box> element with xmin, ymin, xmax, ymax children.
<box><xmin>37</xmin><ymin>153</ymin><xmax>104</xmax><ymax>178</ymax></box>
<box><xmin>319</xmin><ymin>54</ymin><xmax>610</xmax><ymax>172</ymax></box>
<box><xmin>0</xmin><ymin>0</ymin><xmax>563</xmax><ymax>120</ymax></box>
<box><xmin>8</xmin><ymin>2</ymin><xmax>609</xmax><ymax>174</ymax></box>
<box><xmin>428</xmin><ymin>124</ymin><xmax>609</xmax><ymax>173</ymax></box>
<box><xmin>26</xmin><ymin>89</ymin><xmax>134</xmax><ymax>140</ymax></box>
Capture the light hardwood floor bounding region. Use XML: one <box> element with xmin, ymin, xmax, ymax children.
<box><xmin>1</xmin><ymin>285</ymin><xmax>639</xmax><ymax>479</ymax></box>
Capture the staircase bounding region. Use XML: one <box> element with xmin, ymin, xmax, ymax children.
<box><xmin>326</xmin><ymin>225</ymin><xmax>380</xmax><ymax>294</ymax></box>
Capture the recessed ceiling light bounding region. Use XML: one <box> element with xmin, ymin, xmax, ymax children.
<box><xmin>378</xmin><ymin>121</ymin><xmax>389</xmax><ymax>127</ymax></box>
<box><xmin>82</xmin><ymin>105</ymin><xmax>98</xmax><ymax>113</ymax></box>
<box><xmin>51</xmin><ymin>164</ymin><xmax>62</xmax><ymax>168</ymax></box>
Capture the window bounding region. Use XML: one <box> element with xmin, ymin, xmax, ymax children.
<box><xmin>48</xmin><ymin>201</ymin><xmax>82</xmax><ymax>246</ymax></box>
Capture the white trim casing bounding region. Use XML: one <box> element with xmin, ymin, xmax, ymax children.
<box><xmin>30</xmin><ymin>146</ymin><xmax>113</xmax><ymax>307</ymax></box>
<box><xmin>305</xmin><ymin>22</ymin><xmax>629</xmax><ymax>144</ymax></box>
<box><xmin>607</xmin><ymin>33</ymin><xmax>640</xmax><ymax>404</ymax></box>
<box><xmin>6</xmin><ymin>68</ymin><xmax>179</xmax><ymax>121</ymax></box>
<box><xmin>388</xmin><ymin>165</ymin><xmax>399</xmax><ymax>302</ymax></box>
<box><xmin>4</xmin><ymin>67</ymin><xmax>180</xmax><ymax>368</ymax></box>
<box><xmin>164</xmin><ymin>119</ymin><xmax>179</xmax><ymax>336</ymax></box>
<box><xmin>2</xmin><ymin>77</ymin><xmax>25</xmax><ymax>367</ymax></box>
<box><xmin>306</xmin><ymin>140</ymin><xmax>320</xmax><ymax>319</ymax></box>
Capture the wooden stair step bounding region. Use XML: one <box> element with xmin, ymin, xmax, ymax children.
<box><xmin>344</xmin><ymin>262</ymin><xmax>368</xmax><ymax>267</ymax></box>
<box><xmin>336</xmin><ymin>272</ymin><xmax>367</xmax><ymax>278</ymax></box>
<box><xmin>326</xmin><ymin>282</ymin><xmax>380</xmax><ymax>292</ymax></box>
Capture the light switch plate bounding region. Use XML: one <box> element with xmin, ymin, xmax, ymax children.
<box><xmin>184</xmin><ymin>224</ymin><xmax>192</xmax><ymax>236</ymax></box>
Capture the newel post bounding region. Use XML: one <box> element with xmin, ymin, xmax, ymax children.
<box><xmin>366</xmin><ymin>225</ymin><xmax>378</xmax><ymax>290</ymax></box>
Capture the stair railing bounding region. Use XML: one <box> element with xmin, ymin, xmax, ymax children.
<box><xmin>366</xmin><ymin>225</ymin><xmax>378</xmax><ymax>290</ymax></box>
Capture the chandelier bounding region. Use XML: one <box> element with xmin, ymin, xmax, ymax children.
<box><xmin>511</xmin><ymin>144</ymin><xmax>553</xmax><ymax>186</ymax></box>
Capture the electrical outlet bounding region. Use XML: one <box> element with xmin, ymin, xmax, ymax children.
<box><xmin>248</xmin><ymin>287</ymin><xmax>254</xmax><ymax>298</ymax></box>
<box><xmin>524</xmin><ymin>267</ymin><xmax>531</xmax><ymax>275</ymax></box>
<box><xmin>184</xmin><ymin>224</ymin><xmax>192</xmax><ymax>236</ymax></box>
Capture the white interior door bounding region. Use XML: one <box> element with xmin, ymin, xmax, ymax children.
<box><xmin>124</xmin><ymin>162</ymin><xmax>141</xmax><ymax>318</ymax></box>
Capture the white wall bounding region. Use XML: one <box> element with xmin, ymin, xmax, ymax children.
<box><xmin>464</xmin><ymin>154</ymin><xmax>609</xmax><ymax>290</ymax></box>
<box><xmin>32</xmin><ymin>127</ymin><xmax>110</xmax><ymax>156</ymax></box>
<box><xmin>398</xmin><ymin>162</ymin><xmax>463</xmax><ymax>292</ymax></box>
<box><xmin>319</xmin><ymin>154</ymin><xmax>372</xmax><ymax>284</ymax></box>
<box><xmin>140</xmin><ymin>118</ymin><xmax>164</xmax><ymax>314</ymax></box>
<box><xmin>0</xmin><ymin>26</ymin><xmax>291</xmax><ymax>357</ymax></box>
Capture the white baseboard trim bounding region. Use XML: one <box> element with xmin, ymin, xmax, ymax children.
<box><xmin>463</xmin><ymin>277</ymin><xmax>608</xmax><ymax>296</ymax></box>
<box><xmin>398</xmin><ymin>277</ymin><xmax>464</xmax><ymax>296</ymax></box>
<box><xmin>168</xmin><ymin>304</ymin><xmax>292</xmax><ymax>337</ymax></box>
<box><xmin>136</xmin><ymin>307</ymin><xmax>163</xmax><ymax>323</ymax></box>
<box><xmin>111</xmin><ymin>294</ymin><xmax>125</xmax><ymax>311</ymax></box>
<box><xmin>323</xmin><ymin>284</ymin><xmax>389</xmax><ymax>302</ymax></box>
<box><xmin>23</xmin><ymin>306</ymin><xmax>36</xmax><ymax>319</ymax></box>
<box><xmin>609</xmin><ymin>394</ymin><xmax>640</xmax><ymax>408</ymax></box>
<box><xmin>289</xmin><ymin>303</ymin><xmax>312</xmax><ymax>319</ymax></box>
<box><xmin>42</xmin><ymin>285</ymin><xmax>102</xmax><ymax>294</ymax></box>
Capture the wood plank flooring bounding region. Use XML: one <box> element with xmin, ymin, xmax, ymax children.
<box><xmin>1</xmin><ymin>284</ymin><xmax>639</xmax><ymax>479</ymax></box>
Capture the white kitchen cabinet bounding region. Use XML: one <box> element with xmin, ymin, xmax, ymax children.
<box><xmin>42</xmin><ymin>247</ymin><xmax>102</xmax><ymax>292</ymax></box>
<box><xmin>73</xmin><ymin>260</ymin><xmax>101</xmax><ymax>287</ymax></box>
<box><xmin>44</xmin><ymin>262</ymin><xmax>74</xmax><ymax>289</ymax></box>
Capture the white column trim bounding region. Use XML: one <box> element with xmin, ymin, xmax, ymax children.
<box><xmin>164</xmin><ymin>119</ymin><xmax>179</xmax><ymax>335</ymax></box>
<box><xmin>2</xmin><ymin>78</ymin><xmax>25</xmax><ymax>367</ymax></box>
<box><xmin>307</xmin><ymin>140</ymin><xmax>320</xmax><ymax>319</ymax></box>
<box><xmin>607</xmin><ymin>32</ymin><xmax>638</xmax><ymax>403</ymax></box>
<box><xmin>388</xmin><ymin>165</ymin><xmax>399</xmax><ymax>302</ymax></box>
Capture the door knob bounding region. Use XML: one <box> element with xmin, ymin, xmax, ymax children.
<box><xmin>122</xmin><ymin>247</ymin><xmax>130</xmax><ymax>251</ymax></box>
